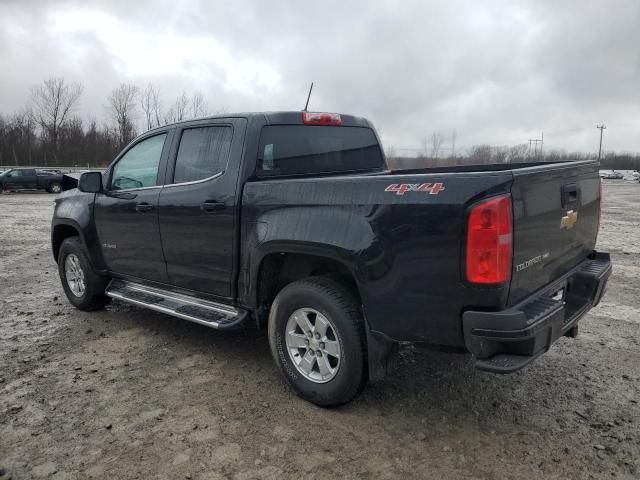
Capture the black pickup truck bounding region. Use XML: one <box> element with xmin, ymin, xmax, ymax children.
<box><xmin>51</xmin><ymin>111</ymin><xmax>611</xmax><ymax>406</ymax></box>
<box><xmin>0</xmin><ymin>168</ymin><xmax>64</xmax><ymax>194</ymax></box>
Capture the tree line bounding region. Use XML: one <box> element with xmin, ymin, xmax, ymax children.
<box><xmin>2</xmin><ymin>77</ymin><xmax>639</xmax><ymax>171</ymax></box>
<box><xmin>387</xmin><ymin>133</ymin><xmax>640</xmax><ymax>171</ymax></box>
<box><xmin>0</xmin><ymin>77</ymin><xmax>216</xmax><ymax>168</ymax></box>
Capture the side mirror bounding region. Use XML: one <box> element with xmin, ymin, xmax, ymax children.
<box><xmin>78</xmin><ymin>171</ymin><xmax>103</xmax><ymax>193</ymax></box>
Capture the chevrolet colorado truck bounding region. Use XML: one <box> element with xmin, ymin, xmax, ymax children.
<box><xmin>0</xmin><ymin>168</ymin><xmax>64</xmax><ymax>194</ymax></box>
<box><xmin>51</xmin><ymin>111</ymin><xmax>611</xmax><ymax>406</ymax></box>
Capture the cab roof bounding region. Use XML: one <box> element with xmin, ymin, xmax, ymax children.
<box><xmin>146</xmin><ymin>111</ymin><xmax>373</xmax><ymax>134</ymax></box>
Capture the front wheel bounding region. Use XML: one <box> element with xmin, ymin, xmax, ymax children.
<box><xmin>268</xmin><ymin>276</ymin><xmax>367</xmax><ymax>406</ymax></box>
<box><xmin>58</xmin><ymin>237</ymin><xmax>110</xmax><ymax>311</ymax></box>
<box><xmin>48</xmin><ymin>182</ymin><xmax>62</xmax><ymax>194</ymax></box>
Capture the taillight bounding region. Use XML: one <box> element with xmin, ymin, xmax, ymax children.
<box><xmin>466</xmin><ymin>194</ymin><xmax>513</xmax><ymax>285</ymax></box>
<box><xmin>302</xmin><ymin>112</ymin><xmax>342</xmax><ymax>126</ymax></box>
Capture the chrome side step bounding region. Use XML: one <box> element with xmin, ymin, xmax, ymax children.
<box><xmin>105</xmin><ymin>279</ymin><xmax>247</xmax><ymax>329</ymax></box>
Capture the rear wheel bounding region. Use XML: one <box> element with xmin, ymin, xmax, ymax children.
<box><xmin>268</xmin><ymin>276</ymin><xmax>367</xmax><ymax>406</ymax></box>
<box><xmin>48</xmin><ymin>182</ymin><xmax>62</xmax><ymax>194</ymax></box>
<box><xmin>58</xmin><ymin>237</ymin><xmax>110</xmax><ymax>311</ymax></box>
<box><xmin>0</xmin><ymin>183</ymin><xmax>3</xmax><ymax>194</ymax></box>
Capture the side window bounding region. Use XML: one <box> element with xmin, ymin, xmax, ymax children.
<box><xmin>173</xmin><ymin>126</ymin><xmax>232</xmax><ymax>184</ymax></box>
<box><xmin>111</xmin><ymin>134</ymin><xmax>166</xmax><ymax>190</ymax></box>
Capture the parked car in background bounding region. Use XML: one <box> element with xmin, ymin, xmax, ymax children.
<box><xmin>599</xmin><ymin>170</ymin><xmax>624</xmax><ymax>179</ymax></box>
<box><xmin>0</xmin><ymin>168</ymin><xmax>64</xmax><ymax>194</ymax></box>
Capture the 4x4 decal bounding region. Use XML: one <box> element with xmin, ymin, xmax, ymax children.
<box><xmin>384</xmin><ymin>182</ymin><xmax>445</xmax><ymax>196</ymax></box>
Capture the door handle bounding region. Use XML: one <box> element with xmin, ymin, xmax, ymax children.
<box><xmin>200</xmin><ymin>201</ymin><xmax>226</xmax><ymax>212</ymax></box>
<box><xmin>135</xmin><ymin>203</ymin><xmax>154</xmax><ymax>212</ymax></box>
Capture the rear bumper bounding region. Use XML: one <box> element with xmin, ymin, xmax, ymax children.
<box><xmin>462</xmin><ymin>251</ymin><xmax>611</xmax><ymax>373</ymax></box>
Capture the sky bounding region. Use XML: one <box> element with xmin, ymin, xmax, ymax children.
<box><xmin>0</xmin><ymin>0</ymin><xmax>638</xmax><ymax>156</ymax></box>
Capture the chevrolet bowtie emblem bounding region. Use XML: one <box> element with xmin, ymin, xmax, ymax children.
<box><xmin>561</xmin><ymin>210</ymin><xmax>578</xmax><ymax>230</ymax></box>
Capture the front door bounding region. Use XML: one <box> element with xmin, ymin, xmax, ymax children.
<box><xmin>158</xmin><ymin>119</ymin><xmax>246</xmax><ymax>298</ymax></box>
<box><xmin>94</xmin><ymin>131</ymin><xmax>171</xmax><ymax>283</ymax></box>
<box><xmin>3</xmin><ymin>170</ymin><xmax>21</xmax><ymax>188</ymax></box>
<box><xmin>6</xmin><ymin>169</ymin><xmax>36</xmax><ymax>189</ymax></box>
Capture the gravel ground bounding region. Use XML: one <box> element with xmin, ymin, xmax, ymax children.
<box><xmin>0</xmin><ymin>182</ymin><xmax>638</xmax><ymax>480</ymax></box>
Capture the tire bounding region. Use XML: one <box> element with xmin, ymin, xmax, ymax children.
<box><xmin>58</xmin><ymin>237</ymin><xmax>111</xmax><ymax>311</ymax></box>
<box><xmin>268</xmin><ymin>276</ymin><xmax>367</xmax><ymax>406</ymax></box>
<box><xmin>0</xmin><ymin>183</ymin><xmax>3</xmax><ymax>194</ymax></box>
<box><xmin>48</xmin><ymin>182</ymin><xmax>62</xmax><ymax>194</ymax></box>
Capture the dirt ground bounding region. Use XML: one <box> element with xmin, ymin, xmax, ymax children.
<box><xmin>0</xmin><ymin>182</ymin><xmax>638</xmax><ymax>480</ymax></box>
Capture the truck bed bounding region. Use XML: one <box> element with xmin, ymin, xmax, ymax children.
<box><xmin>242</xmin><ymin>159</ymin><xmax>601</xmax><ymax>346</ymax></box>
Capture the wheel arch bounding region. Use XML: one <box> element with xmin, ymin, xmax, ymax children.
<box><xmin>52</xmin><ymin>220</ymin><xmax>92</xmax><ymax>264</ymax></box>
<box><xmin>48</xmin><ymin>179</ymin><xmax>62</xmax><ymax>192</ymax></box>
<box><xmin>250</xmin><ymin>244</ymin><xmax>397</xmax><ymax>383</ymax></box>
<box><xmin>250</xmin><ymin>244</ymin><xmax>364</xmax><ymax>329</ymax></box>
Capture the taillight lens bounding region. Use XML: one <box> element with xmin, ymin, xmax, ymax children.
<box><xmin>466</xmin><ymin>194</ymin><xmax>513</xmax><ymax>285</ymax></box>
<box><xmin>302</xmin><ymin>112</ymin><xmax>342</xmax><ymax>126</ymax></box>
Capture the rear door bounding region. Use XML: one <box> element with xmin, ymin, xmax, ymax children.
<box><xmin>158</xmin><ymin>118</ymin><xmax>246</xmax><ymax>299</ymax></box>
<box><xmin>509</xmin><ymin>161</ymin><xmax>600</xmax><ymax>304</ymax></box>
<box><xmin>94</xmin><ymin>131</ymin><xmax>172</xmax><ymax>282</ymax></box>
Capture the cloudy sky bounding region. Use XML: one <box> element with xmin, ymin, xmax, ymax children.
<box><xmin>0</xmin><ymin>0</ymin><xmax>638</xmax><ymax>155</ymax></box>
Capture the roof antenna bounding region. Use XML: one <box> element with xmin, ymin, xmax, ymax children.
<box><xmin>303</xmin><ymin>82</ymin><xmax>314</xmax><ymax>111</ymax></box>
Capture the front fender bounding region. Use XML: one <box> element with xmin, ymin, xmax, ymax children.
<box><xmin>52</xmin><ymin>190</ymin><xmax>106</xmax><ymax>271</ymax></box>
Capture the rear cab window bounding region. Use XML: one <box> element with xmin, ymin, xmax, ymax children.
<box><xmin>257</xmin><ymin>125</ymin><xmax>384</xmax><ymax>177</ymax></box>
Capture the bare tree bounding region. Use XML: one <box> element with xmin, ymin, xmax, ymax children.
<box><xmin>468</xmin><ymin>145</ymin><xmax>492</xmax><ymax>164</ymax></box>
<box><xmin>492</xmin><ymin>146</ymin><xmax>509</xmax><ymax>164</ymax></box>
<box><xmin>385</xmin><ymin>145</ymin><xmax>396</xmax><ymax>160</ymax></box>
<box><xmin>420</xmin><ymin>136</ymin><xmax>429</xmax><ymax>158</ymax></box>
<box><xmin>140</xmin><ymin>83</ymin><xmax>161</xmax><ymax>131</ymax></box>
<box><xmin>108</xmin><ymin>84</ymin><xmax>139</xmax><ymax>148</ymax></box>
<box><xmin>508</xmin><ymin>144</ymin><xmax>529</xmax><ymax>163</ymax></box>
<box><xmin>430</xmin><ymin>132</ymin><xmax>444</xmax><ymax>158</ymax></box>
<box><xmin>190</xmin><ymin>92</ymin><xmax>208</xmax><ymax>118</ymax></box>
<box><xmin>164</xmin><ymin>92</ymin><xmax>190</xmax><ymax>124</ymax></box>
<box><xmin>152</xmin><ymin>92</ymin><xmax>162</xmax><ymax>128</ymax></box>
<box><xmin>30</xmin><ymin>77</ymin><xmax>83</xmax><ymax>157</ymax></box>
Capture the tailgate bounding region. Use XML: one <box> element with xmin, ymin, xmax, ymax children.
<box><xmin>508</xmin><ymin>161</ymin><xmax>600</xmax><ymax>305</ymax></box>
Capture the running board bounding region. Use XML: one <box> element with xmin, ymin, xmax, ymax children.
<box><xmin>105</xmin><ymin>279</ymin><xmax>248</xmax><ymax>329</ymax></box>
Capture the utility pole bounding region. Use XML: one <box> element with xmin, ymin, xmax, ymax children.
<box><xmin>451</xmin><ymin>129</ymin><xmax>457</xmax><ymax>158</ymax></box>
<box><xmin>528</xmin><ymin>139</ymin><xmax>541</xmax><ymax>157</ymax></box>
<box><xmin>540</xmin><ymin>132</ymin><xmax>544</xmax><ymax>159</ymax></box>
<box><xmin>597</xmin><ymin>124</ymin><xmax>606</xmax><ymax>160</ymax></box>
